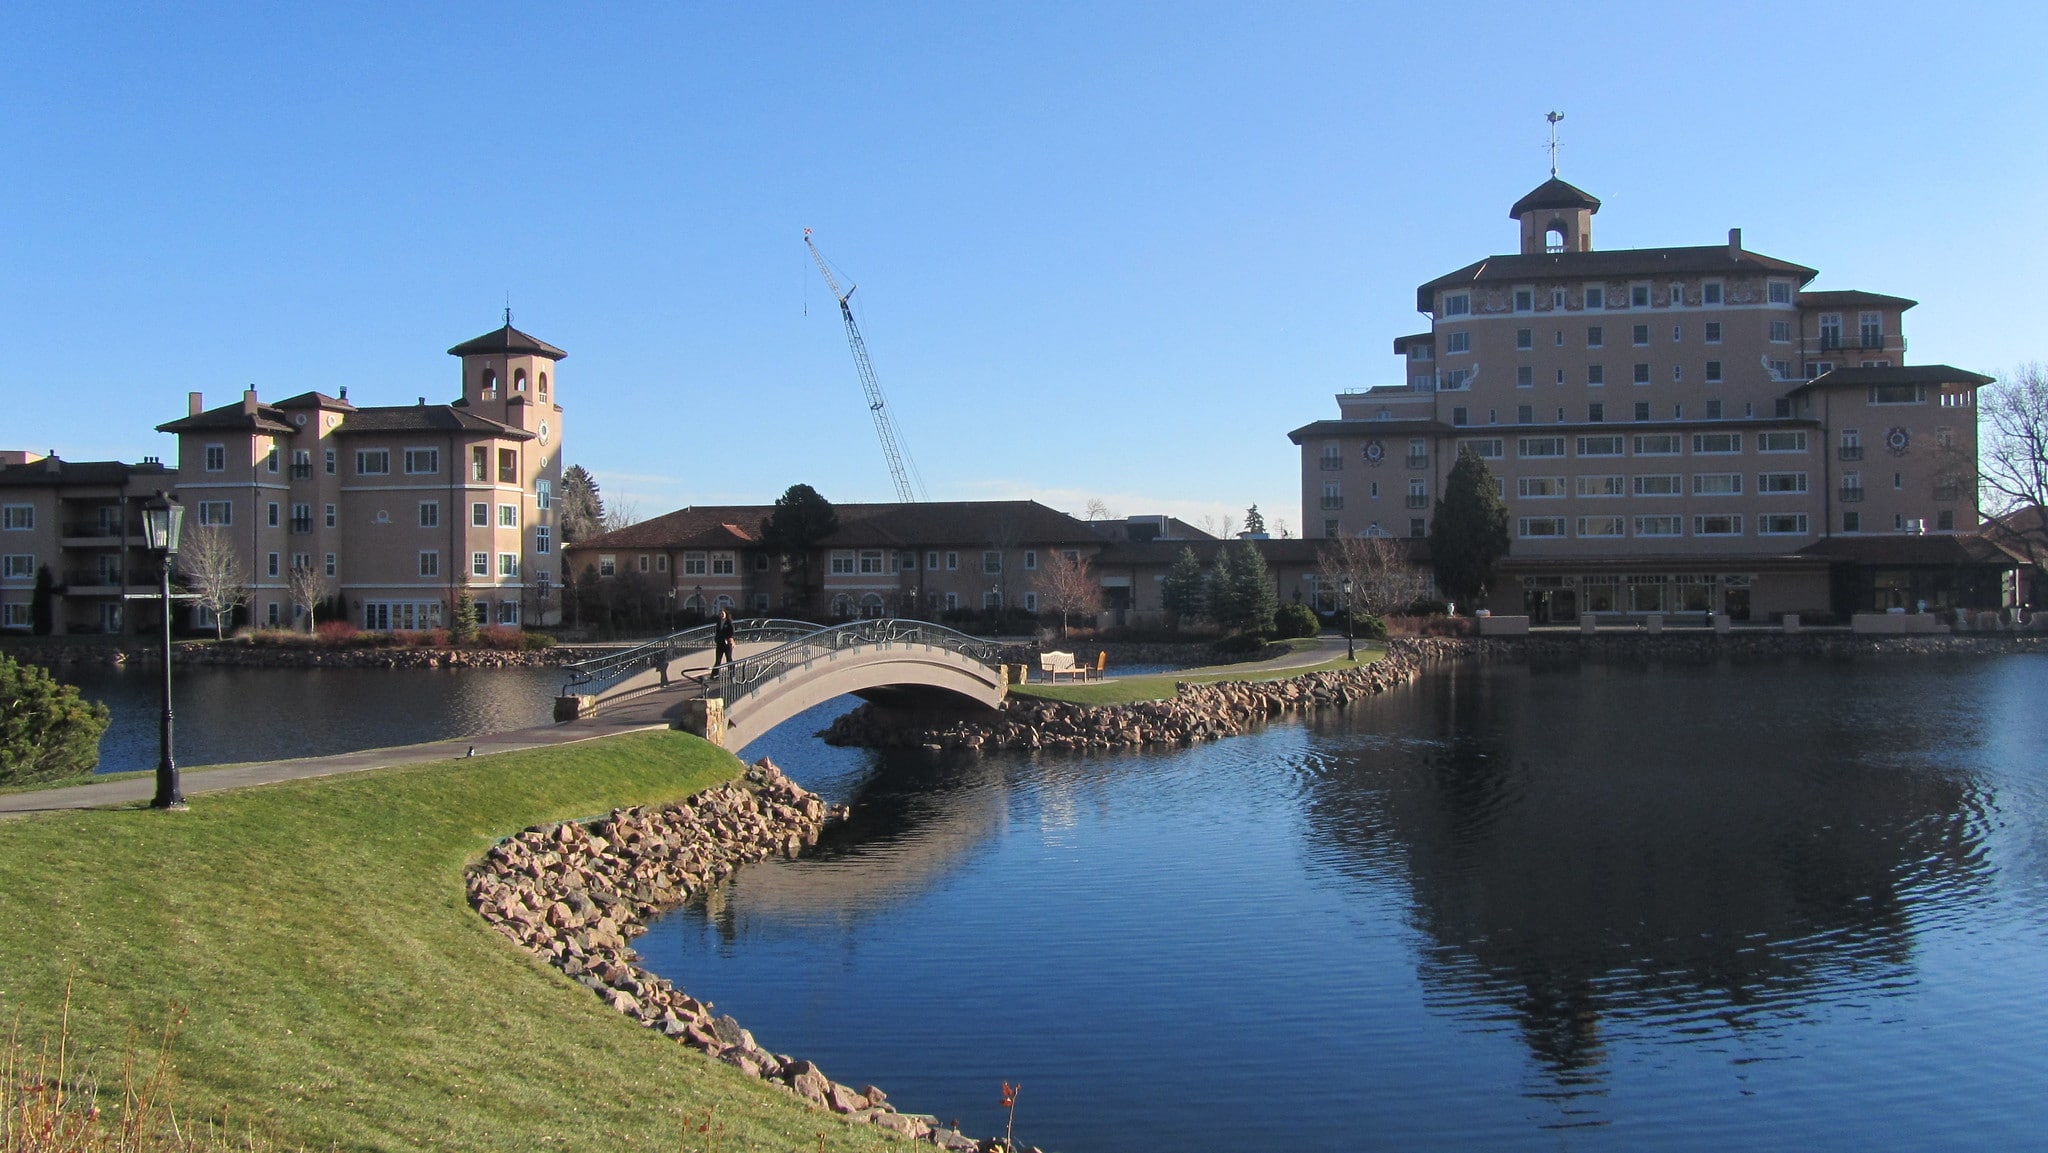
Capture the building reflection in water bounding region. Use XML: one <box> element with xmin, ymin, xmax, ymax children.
<box><xmin>1296</xmin><ymin>655</ymin><xmax>1995</xmax><ymax>1089</ymax></box>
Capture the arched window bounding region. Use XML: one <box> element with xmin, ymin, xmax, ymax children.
<box><xmin>513</xmin><ymin>368</ymin><xmax>527</xmax><ymax>392</ymax></box>
<box><xmin>683</xmin><ymin>593</ymin><xmax>706</xmax><ymax>615</ymax></box>
<box><xmin>480</xmin><ymin>369</ymin><xmax>497</xmax><ymax>398</ymax></box>
<box><xmin>830</xmin><ymin>594</ymin><xmax>854</xmax><ymax>619</ymax></box>
<box><xmin>1545</xmin><ymin>226</ymin><xmax>1566</xmax><ymax>253</ymax></box>
<box><xmin>714</xmin><ymin>594</ymin><xmax>734</xmax><ymax>613</ymax></box>
<box><xmin>860</xmin><ymin>593</ymin><xmax>885</xmax><ymax>618</ymax></box>
<box><xmin>538</xmin><ymin>371</ymin><xmax>549</xmax><ymax>396</ymax></box>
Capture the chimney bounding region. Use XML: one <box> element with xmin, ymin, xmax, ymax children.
<box><xmin>338</xmin><ymin>385</ymin><xmax>349</xmax><ymax>401</ymax></box>
<box><xmin>417</xmin><ymin>396</ymin><xmax>426</xmax><ymax>406</ymax></box>
<box><xmin>188</xmin><ymin>391</ymin><xmax>203</xmax><ymax>416</ymax></box>
<box><xmin>241</xmin><ymin>388</ymin><xmax>258</xmax><ymax>414</ymax></box>
<box><xmin>1728</xmin><ymin>228</ymin><xmax>1742</xmax><ymax>259</ymax></box>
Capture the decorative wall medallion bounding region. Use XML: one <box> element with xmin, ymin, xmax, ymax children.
<box><xmin>1886</xmin><ymin>426</ymin><xmax>1911</xmax><ymax>455</ymax></box>
<box><xmin>1365</xmin><ymin>440</ymin><xmax>1385</xmax><ymax>466</ymax></box>
<box><xmin>538</xmin><ymin>421</ymin><xmax>552</xmax><ymax>445</ymax></box>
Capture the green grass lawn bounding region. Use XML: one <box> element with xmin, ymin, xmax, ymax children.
<box><xmin>1011</xmin><ymin>639</ymin><xmax>1388</xmax><ymax>705</ymax></box>
<box><xmin>0</xmin><ymin>731</ymin><xmax>910</xmax><ymax>1152</ymax></box>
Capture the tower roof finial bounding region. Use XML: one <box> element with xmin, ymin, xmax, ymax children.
<box><xmin>1546</xmin><ymin>110</ymin><xmax>1564</xmax><ymax>178</ymax></box>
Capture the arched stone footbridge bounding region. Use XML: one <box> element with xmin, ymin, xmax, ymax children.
<box><xmin>558</xmin><ymin>618</ymin><xmax>1007</xmax><ymax>753</ymax></box>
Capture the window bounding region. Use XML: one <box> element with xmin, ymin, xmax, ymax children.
<box><xmin>1410</xmin><ymin>518</ymin><xmax>1427</xmax><ymax>538</ymax></box>
<box><xmin>1634</xmin><ymin>515</ymin><xmax>1683</xmax><ymax>537</ymax></box>
<box><xmin>1632</xmin><ymin>324</ymin><xmax>1650</xmax><ymax>346</ymax></box>
<box><xmin>404</xmin><ymin>448</ymin><xmax>439</xmax><ymax>474</ymax></box>
<box><xmin>1631</xmin><ymin>284</ymin><xmax>1651</xmax><ymax>308</ymax></box>
<box><xmin>1320</xmin><ymin>443</ymin><xmax>1342</xmax><ymax>470</ymax></box>
<box><xmin>1024</xmin><ymin>550</ymin><xmax>1039</xmax><ymax>571</ymax></box>
<box><xmin>1819</xmin><ymin>314</ymin><xmax>1843</xmax><ymax>348</ymax></box>
<box><xmin>1870</xmin><ymin>383</ymin><xmax>1926</xmax><ymax>404</ymax></box>
<box><xmin>324</xmin><ymin>503</ymin><xmax>336</xmax><ymax>528</ymax></box>
<box><xmin>471</xmin><ymin>447</ymin><xmax>488</xmax><ymax>481</ymax></box>
<box><xmin>1674</xmin><ymin>365</ymin><xmax>1684</xmax><ymax>382</ymax></box>
<box><xmin>1586</xmin><ymin>326</ymin><xmax>1603</xmax><ymax>349</ymax></box>
<box><xmin>1321</xmin><ymin>482</ymin><xmax>1343</xmax><ymax>510</ymax></box>
<box><xmin>204</xmin><ymin>444</ymin><xmax>226</xmax><ymax>472</ymax></box>
<box><xmin>1460</xmin><ymin>438</ymin><xmax>1504</xmax><ymax>459</ymax></box>
<box><xmin>925</xmin><ymin>550</ymin><xmax>940</xmax><ymax>570</ymax></box>
<box><xmin>829</xmin><ymin>550</ymin><xmax>854</xmax><ymax>575</ymax></box>
<box><xmin>859</xmin><ymin>550</ymin><xmax>885</xmax><ymax>575</ymax></box>
<box><xmin>535</xmin><ymin>526</ymin><xmax>551</xmax><ymax>554</ymax></box>
<box><xmin>535</xmin><ymin>479</ymin><xmax>551</xmax><ymax>511</ymax></box>
<box><xmin>1634</xmin><ymin>401</ymin><xmax>1652</xmax><ymax>421</ymax></box>
<box><xmin>1584</xmin><ymin>286</ymin><xmax>1605</xmax><ymax>309</ymax></box>
<box><xmin>198</xmin><ymin>501</ymin><xmax>231</xmax><ymax>526</ymax></box>
<box><xmin>1518</xmin><ymin>516</ymin><xmax>1567</xmax><ymax>538</ymax></box>
<box><xmin>1667</xmin><ymin>282</ymin><xmax>1684</xmax><ymax>307</ymax></box>
<box><xmin>1770</xmin><ymin>320</ymin><xmax>1791</xmax><ymax>342</ymax></box>
<box><xmin>498</xmin><ymin>504</ymin><xmax>517</xmax><ymax>528</ymax></box>
<box><xmin>1517</xmin><ymin>404</ymin><xmax>1534</xmax><ymax>424</ymax></box>
<box><xmin>1705</xmin><ymin>400</ymin><xmax>1723</xmax><ymax>420</ymax></box>
<box><xmin>1589</xmin><ymin>402</ymin><xmax>1607</xmax><ymax>424</ymax></box>
<box><xmin>1633</xmin><ymin>363</ymin><xmax>1651</xmax><ymax>385</ymax></box>
<box><xmin>418</xmin><ymin>501</ymin><xmax>439</xmax><ymax>528</ymax></box>
<box><xmin>324</xmin><ymin>448</ymin><xmax>336</xmax><ymax>475</ymax></box>
<box><xmin>1694</xmin><ymin>473</ymin><xmax>1742</xmax><ymax>495</ymax></box>
<box><xmin>0</xmin><ymin>506</ymin><xmax>32</xmax><ymax>532</ymax></box>
<box><xmin>498</xmin><ymin>553</ymin><xmax>518</xmax><ymax>578</ymax></box>
<box><xmin>1578</xmin><ymin>515</ymin><xmax>1626</xmax><ymax>538</ymax></box>
<box><xmin>597</xmin><ymin>554</ymin><xmax>616</xmax><ymax>577</ymax></box>
<box><xmin>946</xmin><ymin>551</ymin><xmax>959</xmax><ymax>570</ymax></box>
<box><xmin>1758</xmin><ymin>472</ymin><xmax>1808</xmax><ymax>493</ymax></box>
<box><xmin>1516</xmin><ymin>366</ymin><xmax>1534</xmax><ymax>387</ymax></box>
<box><xmin>1452</xmin><ymin>406</ymin><xmax>1469</xmax><ymax>426</ymax></box>
<box><xmin>1518</xmin><ymin>477</ymin><xmax>1567</xmax><ymax>498</ymax></box>
<box><xmin>1758</xmin><ymin>431</ymin><xmax>1807</xmax><ymax>452</ymax></box>
<box><xmin>1768</xmin><ymin>281</ymin><xmax>1792</xmax><ymax>305</ymax></box>
<box><xmin>1577</xmin><ymin>435</ymin><xmax>1624</xmax><ymax>456</ymax></box>
<box><xmin>1442</xmin><ymin>369</ymin><xmax>1470</xmax><ymax>390</ymax></box>
<box><xmin>1694</xmin><ymin>514</ymin><xmax>1742</xmax><ymax>536</ymax></box>
<box><xmin>266</xmin><ymin>552</ymin><xmax>280</xmax><ymax>578</ymax></box>
<box><xmin>266</xmin><ymin>602</ymin><xmax>280</xmax><ymax>627</ymax></box>
<box><xmin>1577</xmin><ymin>475</ymin><xmax>1625</xmax><ymax>497</ymax></box>
<box><xmin>1693</xmin><ymin>432</ymin><xmax>1742</xmax><ymax>454</ymax></box>
<box><xmin>1516</xmin><ymin>328</ymin><xmax>1533</xmax><ymax>350</ymax></box>
<box><xmin>1759</xmin><ymin>515</ymin><xmax>1808</xmax><ymax>535</ymax></box>
<box><xmin>1446</xmin><ymin>332</ymin><xmax>1470</xmax><ymax>354</ymax></box>
<box><xmin>1704</xmin><ymin>321</ymin><xmax>1722</xmax><ymax>344</ymax></box>
<box><xmin>979</xmin><ymin>551</ymin><xmax>1002</xmax><ymax>574</ymax></box>
<box><xmin>1442</xmin><ymin>292</ymin><xmax>1470</xmax><ymax>316</ymax></box>
<box><xmin>356</xmin><ymin>449</ymin><xmax>390</xmax><ymax>475</ymax></box>
<box><xmin>265</xmin><ymin>501</ymin><xmax>279</xmax><ymax>528</ymax></box>
<box><xmin>265</xmin><ymin>445</ymin><xmax>279</xmax><ymax>473</ymax></box>
<box><xmin>1938</xmin><ymin>509</ymin><xmax>1955</xmax><ymax>531</ymax></box>
<box><xmin>1324</xmin><ymin>519</ymin><xmax>1340</xmax><ymax>537</ymax></box>
<box><xmin>1406</xmin><ymin>479</ymin><xmax>1426</xmax><ymax>507</ymax></box>
<box><xmin>1703</xmin><ymin>281</ymin><xmax>1723</xmax><ymax>305</ymax></box>
<box><xmin>1517</xmin><ymin>436</ymin><xmax>1566</xmax><ymax>458</ymax></box>
<box><xmin>1860</xmin><ymin>312</ymin><xmax>1883</xmax><ymax>346</ymax></box>
<box><xmin>1587</xmin><ymin>365</ymin><xmax>1604</xmax><ymax>386</ymax></box>
<box><xmin>1705</xmin><ymin>361</ymin><xmax>1722</xmax><ymax>383</ymax></box>
<box><xmin>0</xmin><ymin>603</ymin><xmax>30</xmax><ymax>629</ymax></box>
<box><xmin>1843</xmin><ymin>511</ymin><xmax>1861</xmax><ymax>533</ymax></box>
<box><xmin>498</xmin><ymin>449</ymin><xmax>517</xmax><ymax>484</ymax></box>
<box><xmin>655</xmin><ymin>554</ymin><xmax>667</xmax><ymax>571</ymax></box>
<box><xmin>324</xmin><ymin>553</ymin><xmax>336</xmax><ymax>577</ymax></box>
<box><xmin>513</xmin><ymin>368</ymin><xmax>527</xmax><ymax>393</ymax></box>
<box><xmin>1514</xmin><ymin>289</ymin><xmax>1533</xmax><ymax>312</ymax></box>
<box><xmin>497</xmin><ymin>600</ymin><xmax>520</xmax><ymax>626</ymax></box>
<box><xmin>471</xmin><ymin>552</ymin><xmax>490</xmax><ymax>576</ymax></box>
<box><xmin>1634</xmin><ymin>474</ymin><xmax>1682</xmax><ymax>496</ymax></box>
<box><xmin>1</xmin><ymin>554</ymin><xmax>34</xmax><ymax>578</ymax></box>
<box><xmin>1633</xmin><ymin>433</ymin><xmax>1681</xmax><ymax>455</ymax></box>
<box><xmin>419</xmin><ymin>551</ymin><xmax>440</xmax><ymax>577</ymax></box>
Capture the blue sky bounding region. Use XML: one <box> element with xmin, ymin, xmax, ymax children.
<box><xmin>8</xmin><ymin>2</ymin><xmax>2045</xmax><ymax>534</ymax></box>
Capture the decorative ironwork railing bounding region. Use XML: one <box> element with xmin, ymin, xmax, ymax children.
<box><xmin>707</xmin><ymin>618</ymin><xmax>1003</xmax><ymax>708</ymax></box>
<box><xmin>558</xmin><ymin>618</ymin><xmax>819</xmax><ymax>693</ymax></box>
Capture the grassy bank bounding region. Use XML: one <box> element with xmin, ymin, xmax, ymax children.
<box><xmin>0</xmin><ymin>731</ymin><xmax>905</xmax><ymax>1152</ymax></box>
<box><xmin>1011</xmin><ymin>639</ymin><xmax>1389</xmax><ymax>705</ymax></box>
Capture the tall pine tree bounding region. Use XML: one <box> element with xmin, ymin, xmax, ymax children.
<box><xmin>1429</xmin><ymin>447</ymin><xmax>1511</xmax><ymax>611</ymax></box>
<box><xmin>1160</xmin><ymin>546</ymin><xmax>1206</xmax><ymax>632</ymax></box>
<box><xmin>558</xmin><ymin>465</ymin><xmax>605</xmax><ymax>544</ymax></box>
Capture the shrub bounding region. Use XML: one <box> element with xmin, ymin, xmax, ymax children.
<box><xmin>1272</xmin><ymin>602</ymin><xmax>1321</xmax><ymax>640</ymax></box>
<box><xmin>479</xmin><ymin>626</ymin><xmax>525</xmax><ymax>650</ymax></box>
<box><xmin>1386</xmin><ymin>613</ymin><xmax>1472</xmax><ymax>637</ymax></box>
<box><xmin>1211</xmin><ymin>632</ymin><xmax>1269</xmax><ymax>656</ymax></box>
<box><xmin>316</xmin><ymin>620</ymin><xmax>358</xmax><ymax>645</ymax></box>
<box><xmin>1354</xmin><ymin>612</ymin><xmax>1390</xmax><ymax>640</ymax></box>
<box><xmin>0</xmin><ymin>653</ymin><xmax>111</xmax><ymax>784</ymax></box>
<box><xmin>1405</xmin><ymin>598</ymin><xmax>1450</xmax><ymax>617</ymax></box>
<box><xmin>520</xmin><ymin>631</ymin><xmax>558</xmax><ymax>650</ymax></box>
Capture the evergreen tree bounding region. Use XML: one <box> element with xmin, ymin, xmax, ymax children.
<box><xmin>1429</xmin><ymin>446</ymin><xmax>1512</xmax><ymax>611</ymax></box>
<box><xmin>1243</xmin><ymin>504</ymin><xmax>1266</xmax><ymax>536</ymax></box>
<box><xmin>759</xmin><ymin>484</ymin><xmax>839</xmax><ymax>614</ymax></box>
<box><xmin>30</xmin><ymin>565</ymin><xmax>54</xmax><ymax>636</ymax></box>
<box><xmin>1226</xmin><ymin>541</ymin><xmax>1279</xmax><ymax>635</ymax></box>
<box><xmin>1206</xmin><ymin>545</ymin><xmax>1237</xmax><ymax>628</ymax></box>
<box><xmin>451</xmin><ymin>589</ymin><xmax>480</xmax><ymax>645</ymax></box>
<box><xmin>1160</xmin><ymin>546</ymin><xmax>1206</xmax><ymax>632</ymax></box>
<box><xmin>558</xmin><ymin>465</ymin><xmax>606</xmax><ymax>544</ymax></box>
<box><xmin>0</xmin><ymin>653</ymin><xmax>110</xmax><ymax>784</ymax></box>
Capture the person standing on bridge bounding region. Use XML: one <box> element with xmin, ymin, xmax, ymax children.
<box><xmin>712</xmin><ymin>608</ymin><xmax>736</xmax><ymax>671</ymax></box>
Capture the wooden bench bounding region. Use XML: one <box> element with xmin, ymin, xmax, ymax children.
<box><xmin>1040</xmin><ymin>651</ymin><xmax>1090</xmax><ymax>682</ymax></box>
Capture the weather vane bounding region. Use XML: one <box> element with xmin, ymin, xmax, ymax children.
<box><xmin>1546</xmin><ymin>111</ymin><xmax>1564</xmax><ymax>177</ymax></box>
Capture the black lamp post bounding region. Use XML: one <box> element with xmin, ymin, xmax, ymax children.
<box><xmin>142</xmin><ymin>491</ymin><xmax>186</xmax><ymax>810</ymax></box>
<box><xmin>1341</xmin><ymin>575</ymin><xmax>1356</xmax><ymax>663</ymax></box>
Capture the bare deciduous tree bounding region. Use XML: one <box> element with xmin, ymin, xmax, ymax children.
<box><xmin>601</xmin><ymin>499</ymin><xmax>641</xmax><ymax>534</ymax></box>
<box><xmin>1033</xmin><ymin>550</ymin><xmax>1103</xmax><ymax>636</ymax></box>
<box><xmin>1084</xmin><ymin>498</ymin><xmax>1116</xmax><ymax>522</ymax></box>
<box><xmin>287</xmin><ymin>562</ymin><xmax>324</xmax><ymax>633</ymax></box>
<box><xmin>1968</xmin><ymin>364</ymin><xmax>2048</xmax><ymax>582</ymax></box>
<box><xmin>176</xmin><ymin>525</ymin><xmax>247</xmax><ymax>639</ymax></box>
<box><xmin>1317</xmin><ymin>534</ymin><xmax>1432</xmax><ymax>618</ymax></box>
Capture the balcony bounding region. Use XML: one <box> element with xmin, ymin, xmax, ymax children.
<box><xmin>1406</xmin><ymin>454</ymin><xmax>1429</xmax><ymax>470</ymax></box>
<box><xmin>289</xmin><ymin>463</ymin><xmax>313</xmax><ymax>480</ymax></box>
<box><xmin>1838</xmin><ymin>445</ymin><xmax>1863</xmax><ymax>461</ymax></box>
<box><xmin>1812</xmin><ymin>333</ymin><xmax>1905</xmax><ymax>353</ymax></box>
<box><xmin>1839</xmin><ymin>486</ymin><xmax>1865</xmax><ymax>503</ymax></box>
<box><xmin>1405</xmin><ymin>494</ymin><xmax>1430</xmax><ymax>509</ymax></box>
<box><xmin>1319</xmin><ymin>458</ymin><xmax>1344</xmax><ymax>471</ymax></box>
<box><xmin>61</xmin><ymin>570</ymin><xmax>126</xmax><ymax>592</ymax></box>
<box><xmin>1319</xmin><ymin>496</ymin><xmax>1344</xmax><ymax>511</ymax></box>
<box><xmin>289</xmin><ymin>517</ymin><xmax>315</xmax><ymax>534</ymax></box>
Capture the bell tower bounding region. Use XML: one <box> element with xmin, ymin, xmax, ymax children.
<box><xmin>1510</xmin><ymin>177</ymin><xmax>1601</xmax><ymax>256</ymax></box>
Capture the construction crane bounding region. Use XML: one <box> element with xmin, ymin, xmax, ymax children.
<box><xmin>804</xmin><ymin>229</ymin><xmax>927</xmax><ymax>503</ymax></box>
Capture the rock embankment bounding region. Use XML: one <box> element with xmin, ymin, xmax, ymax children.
<box><xmin>466</xmin><ymin>760</ymin><xmax>1016</xmax><ymax>1150</ymax></box>
<box><xmin>826</xmin><ymin>637</ymin><xmax>1462</xmax><ymax>752</ymax></box>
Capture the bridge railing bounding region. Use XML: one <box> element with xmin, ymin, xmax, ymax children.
<box><xmin>709</xmin><ymin>618</ymin><xmax>1004</xmax><ymax>706</ymax></box>
<box><xmin>559</xmin><ymin>618</ymin><xmax>822</xmax><ymax>694</ymax></box>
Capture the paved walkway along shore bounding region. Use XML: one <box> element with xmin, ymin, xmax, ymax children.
<box><xmin>0</xmin><ymin>635</ymin><xmax>1357</xmax><ymax>821</ymax></box>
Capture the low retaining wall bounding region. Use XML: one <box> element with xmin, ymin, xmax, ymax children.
<box><xmin>466</xmin><ymin>760</ymin><xmax>1011</xmax><ymax>1151</ymax></box>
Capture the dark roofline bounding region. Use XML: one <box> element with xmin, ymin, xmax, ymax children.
<box><xmin>447</xmin><ymin>323</ymin><xmax>567</xmax><ymax>361</ymax></box>
<box><xmin>1796</xmin><ymin>289</ymin><xmax>1917</xmax><ymax>311</ymax></box>
<box><xmin>1415</xmin><ymin>246</ymin><xmax>1820</xmax><ymax>312</ymax></box>
<box><xmin>1788</xmin><ymin>364</ymin><xmax>1994</xmax><ymax>394</ymax></box>
<box><xmin>1509</xmin><ymin>177</ymin><xmax>1602</xmax><ymax>219</ymax></box>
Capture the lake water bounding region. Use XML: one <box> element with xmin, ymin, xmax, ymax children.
<box><xmin>637</xmin><ymin>653</ymin><xmax>2048</xmax><ymax>1152</ymax></box>
<box><xmin>62</xmin><ymin>663</ymin><xmax>562</xmax><ymax>773</ymax></box>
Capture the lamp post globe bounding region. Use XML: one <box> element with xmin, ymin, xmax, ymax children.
<box><xmin>142</xmin><ymin>491</ymin><xmax>186</xmax><ymax>810</ymax></box>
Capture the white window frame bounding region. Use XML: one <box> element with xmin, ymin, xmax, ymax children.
<box><xmin>419</xmin><ymin>501</ymin><xmax>439</xmax><ymax>528</ymax></box>
<box><xmin>198</xmin><ymin>501</ymin><xmax>232</xmax><ymax>526</ymax></box>
<box><xmin>498</xmin><ymin>503</ymin><xmax>518</xmax><ymax>528</ymax></box>
<box><xmin>1758</xmin><ymin>431</ymin><xmax>1808</xmax><ymax>452</ymax></box>
<box><xmin>204</xmin><ymin>444</ymin><xmax>226</xmax><ymax>472</ymax></box>
<box><xmin>1517</xmin><ymin>516</ymin><xmax>1567</xmax><ymax>539</ymax></box>
<box><xmin>403</xmin><ymin>448</ymin><xmax>440</xmax><ymax>475</ymax></box>
<box><xmin>1758</xmin><ymin>472</ymin><xmax>1808</xmax><ymax>494</ymax></box>
<box><xmin>419</xmin><ymin>550</ymin><xmax>440</xmax><ymax>577</ymax></box>
<box><xmin>1633</xmin><ymin>515</ymin><xmax>1683</xmax><ymax>537</ymax></box>
<box><xmin>1633</xmin><ymin>475</ymin><xmax>1682</xmax><ymax>496</ymax></box>
<box><xmin>472</xmin><ymin>552</ymin><xmax>490</xmax><ymax>577</ymax></box>
<box><xmin>1693</xmin><ymin>514</ymin><xmax>1743</xmax><ymax>537</ymax></box>
<box><xmin>355</xmin><ymin>449</ymin><xmax>391</xmax><ymax>476</ymax></box>
<box><xmin>1577</xmin><ymin>515</ymin><xmax>1626</xmax><ymax>538</ymax></box>
<box><xmin>1693</xmin><ymin>473</ymin><xmax>1743</xmax><ymax>495</ymax></box>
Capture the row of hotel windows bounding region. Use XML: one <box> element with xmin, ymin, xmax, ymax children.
<box><xmin>1461</xmin><ymin>432</ymin><xmax>1811</xmax><ymax>460</ymax></box>
<box><xmin>201</xmin><ymin>444</ymin><xmax>536</xmax><ymax>487</ymax></box>
<box><xmin>1325</xmin><ymin>469</ymin><xmax>1923</xmax><ymax>502</ymax></box>
<box><xmin>231</xmin><ymin>550</ymin><xmax>536</xmax><ymax>580</ymax></box>
<box><xmin>1441</xmin><ymin>281</ymin><xmax>1800</xmax><ymax>317</ymax></box>
<box><xmin>181</xmin><ymin>500</ymin><xmax>549</xmax><ymax>544</ymax></box>
<box><xmin>591</xmin><ymin>548</ymin><xmax>1060</xmax><ymax>579</ymax></box>
<box><xmin>1436</xmin><ymin>314</ymin><xmax>1887</xmax><ymax>357</ymax></box>
<box><xmin>361</xmin><ymin>596</ymin><xmax>530</xmax><ymax>631</ymax></box>
<box><xmin>1518</xmin><ymin>514</ymin><xmax>1811</xmax><ymax>539</ymax></box>
<box><xmin>597</xmin><ymin>552</ymin><xmax>744</xmax><ymax>577</ymax></box>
